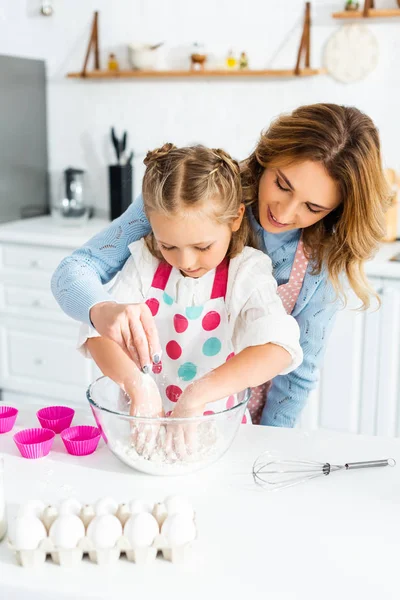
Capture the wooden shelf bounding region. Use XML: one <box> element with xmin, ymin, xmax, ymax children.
<box><xmin>332</xmin><ymin>8</ymin><xmax>400</xmax><ymax>18</ymax></box>
<box><xmin>67</xmin><ymin>67</ymin><xmax>327</xmax><ymax>80</ymax></box>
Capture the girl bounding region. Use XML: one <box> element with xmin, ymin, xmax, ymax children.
<box><xmin>52</xmin><ymin>104</ymin><xmax>392</xmax><ymax>427</ymax></box>
<box><xmin>78</xmin><ymin>144</ymin><xmax>303</xmax><ymax>421</ymax></box>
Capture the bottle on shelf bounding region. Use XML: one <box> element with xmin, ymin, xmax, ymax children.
<box><xmin>108</xmin><ymin>53</ymin><xmax>119</xmax><ymax>71</ymax></box>
<box><xmin>225</xmin><ymin>49</ymin><xmax>237</xmax><ymax>70</ymax></box>
<box><xmin>239</xmin><ymin>51</ymin><xmax>249</xmax><ymax>69</ymax></box>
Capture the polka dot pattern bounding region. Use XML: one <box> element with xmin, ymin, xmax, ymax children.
<box><xmin>163</xmin><ymin>291</ymin><xmax>174</xmax><ymax>306</ymax></box>
<box><xmin>178</xmin><ymin>362</ymin><xmax>197</xmax><ymax>381</ymax></box>
<box><xmin>186</xmin><ymin>306</ymin><xmax>203</xmax><ymax>320</ymax></box>
<box><xmin>166</xmin><ymin>385</ymin><xmax>182</xmax><ymax>403</ymax></box>
<box><xmin>202</xmin><ymin>311</ymin><xmax>221</xmax><ymax>331</ymax></box>
<box><xmin>248</xmin><ymin>382</ymin><xmax>271</xmax><ymax>424</ymax></box>
<box><xmin>277</xmin><ymin>239</ymin><xmax>308</xmax><ymax>314</ymax></box>
<box><xmin>145</xmin><ymin>297</ymin><xmax>159</xmax><ymax>316</ymax></box>
<box><xmin>152</xmin><ymin>362</ymin><xmax>162</xmax><ymax>374</ymax></box>
<box><xmin>226</xmin><ymin>395</ymin><xmax>235</xmax><ymax>410</ymax></box>
<box><xmin>166</xmin><ymin>340</ymin><xmax>182</xmax><ymax>360</ymax></box>
<box><xmin>174</xmin><ymin>314</ymin><xmax>189</xmax><ymax>333</ymax></box>
<box><xmin>202</xmin><ymin>337</ymin><xmax>222</xmax><ymax>357</ymax></box>
<box><xmin>226</xmin><ymin>352</ymin><xmax>235</xmax><ymax>362</ymax></box>
<box><xmin>203</xmin><ymin>410</ymin><xmax>215</xmax><ymax>416</ymax></box>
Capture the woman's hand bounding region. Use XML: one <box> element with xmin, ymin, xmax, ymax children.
<box><xmin>90</xmin><ymin>301</ymin><xmax>161</xmax><ymax>372</ymax></box>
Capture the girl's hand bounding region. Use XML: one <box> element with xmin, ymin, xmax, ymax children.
<box><xmin>127</xmin><ymin>375</ymin><xmax>164</xmax><ymax>458</ymax></box>
<box><xmin>170</xmin><ymin>386</ymin><xmax>205</xmax><ymax>419</ymax></box>
<box><xmin>127</xmin><ymin>374</ymin><xmax>164</xmax><ymax>418</ymax></box>
<box><xmin>90</xmin><ymin>301</ymin><xmax>161</xmax><ymax>372</ymax></box>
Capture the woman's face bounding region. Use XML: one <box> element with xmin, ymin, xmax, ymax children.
<box><xmin>258</xmin><ymin>161</ymin><xmax>341</xmax><ymax>233</ymax></box>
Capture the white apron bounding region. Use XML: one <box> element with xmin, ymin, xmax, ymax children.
<box><xmin>144</xmin><ymin>258</ymin><xmax>250</xmax><ymax>423</ymax></box>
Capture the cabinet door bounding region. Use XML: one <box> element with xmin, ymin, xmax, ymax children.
<box><xmin>374</xmin><ymin>280</ymin><xmax>400</xmax><ymax>437</ymax></box>
<box><xmin>299</xmin><ymin>277</ymin><xmax>384</xmax><ymax>434</ymax></box>
<box><xmin>0</xmin><ymin>315</ymin><xmax>92</xmax><ymax>405</ymax></box>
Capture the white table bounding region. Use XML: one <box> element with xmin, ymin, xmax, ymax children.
<box><xmin>1</xmin><ymin>401</ymin><xmax>399</xmax><ymax>600</ymax></box>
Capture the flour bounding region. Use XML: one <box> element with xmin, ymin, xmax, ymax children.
<box><xmin>110</xmin><ymin>422</ymin><xmax>222</xmax><ymax>476</ymax></box>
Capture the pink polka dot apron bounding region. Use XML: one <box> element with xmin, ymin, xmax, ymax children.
<box><xmin>248</xmin><ymin>238</ymin><xmax>308</xmax><ymax>424</ymax></box>
<box><xmin>145</xmin><ymin>259</ymin><xmax>250</xmax><ymax>423</ymax></box>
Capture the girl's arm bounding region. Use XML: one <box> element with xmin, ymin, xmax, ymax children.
<box><xmin>172</xmin><ymin>248</ymin><xmax>303</xmax><ymax>418</ymax></box>
<box><xmin>51</xmin><ymin>195</ymin><xmax>150</xmax><ymax>325</ymax></box>
<box><xmin>172</xmin><ymin>343</ymin><xmax>291</xmax><ymax>417</ymax></box>
<box><xmin>86</xmin><ymin>337</ymin><xmax>163</xmax><ymax>417</ymax></box>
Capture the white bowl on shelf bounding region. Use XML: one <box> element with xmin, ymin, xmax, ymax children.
<box><xmin>128</xmin><ymin>44</ymin><xmax>161</xmax><ymax>71</ymax></box>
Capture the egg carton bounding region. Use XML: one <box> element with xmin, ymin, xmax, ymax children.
<box><xmin>8</xmin><ymin>534</ymin><xmax>194</xmax><ymax>567</ymax></box>
<box><xmin>7</xmin><ymin>496</ymin><xmax>197</xmax><ymax>567</ymax></box>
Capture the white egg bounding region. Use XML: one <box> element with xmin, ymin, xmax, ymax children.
<box><xmin>80</xmin><ymin>504</ymin><xmax>95</xmax><ymax>529</ymax></box>
<box><xmin>124</xmin><ymin>513</ymin><xmax>159</xmax><ymax>548</ymax></box>
<box><xmin>161</xmin><ymin>514</ymin><xmax>196</xmax><ymax>547</ymax></box>
<box><xmin>49</xmin><ymin>514</ymin><xmax>85</xmax><ymax>549</ymax></box>
<box><xmin>17</xmin><ymin>500</ymin><xmax>45</xmax><ymax>519</ymax></box>
<box><xmin>42</xmin><ymin>505</ymin><xmax>58</xmax><ymax>531</ymax></box>
<box><xmin>128</xmin><ymin>499</ymin><xmax>152</xmax><ymax>515</ymax></box>
<box><xmin>164</xmin><ymin>495</ymin><xmax>194</xmax><ymax>519</ymax></box>
<box><xmin>116</xmin><ymin>503</ymin><xmax>131</xmax><ymax>527</ymax></box>
<box><xmin>87</xmin><ymin>514</ymin><xmax>122</xmax><ymax>549</ymax></box>
<box><xmin>11</xmin><ymin>515</ymin><xmax>47</xmax><ymax>550</ymax></box>
<box><xmin>58</xmin><ymin>498</ymin><xmax>82</xmax><ymax>516</ymax></box>
<box><xmin>95</xmin><ymin>496</ymin><xmax>118</xmax><ymax>516</ymax></box>
<box><xmin>152</xmin><ymin>502</ymin><xmax>168</xmax><ymax>526</ymax></box>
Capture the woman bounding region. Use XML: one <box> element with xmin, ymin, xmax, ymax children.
<box><xmin>51</xmin><ymin>103</ymin><xmax>391</xmax><ymax>427</ymax></box>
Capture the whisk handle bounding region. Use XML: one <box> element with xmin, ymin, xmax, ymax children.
<box><xmin>345</xmin><ymin>459</ymin><xmax>396</xmax><ymax>470</ymax></box>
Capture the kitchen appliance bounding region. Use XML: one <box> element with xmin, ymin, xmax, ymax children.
<box><xmin>0</xmin><ymin>55</ymin><xmax>49</xmax><ymax>223</ymax></box>
<box><xmin>52</xmin><ymin>167</ymin><xmax>89</xmax><ymax>226</ymax></box>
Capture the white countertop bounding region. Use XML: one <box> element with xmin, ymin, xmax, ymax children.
<box><xmin>1</xmin><ymin>401</ymin><xmax>400</xmax><ymax>600</ymax></box>
<box><xmin>0</xmin><ymin>216</ymin><xmax>399</xmax><ymax>277</ymax></box>
<box><xmin>365</xmin><ymin>240</ymin><xmax>400</xmax><ymax>279</ymax></box>
<box><xmin>0</xmin><ymin>216</ymin><xmax>110</xmax><ymax>250</ymax></box>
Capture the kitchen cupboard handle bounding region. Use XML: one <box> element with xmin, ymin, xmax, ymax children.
<box><xmin>34</xmin><ymin>358</ymin><xmax>44</xmax><ymax>366</ymax></box>
<box><xmin>30</xmin><ymin>260</ymin><xmax>39</xmax><ymax>268</ymax></box>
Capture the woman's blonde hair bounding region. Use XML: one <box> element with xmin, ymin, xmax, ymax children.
<box><xmin>241</xmin><ymin>103</ymin><xmax>393</xmax><ymax>309</ymax></box>
<box><xmin>142</xmin><ymin>143</ymin><xmax>256</xmax><ymax>260</ymax></box>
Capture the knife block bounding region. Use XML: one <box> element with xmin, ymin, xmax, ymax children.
<box><xmin>108</xmin><ymin>164</ymin><xmax>133</xmax><ymax>221</ymax></box>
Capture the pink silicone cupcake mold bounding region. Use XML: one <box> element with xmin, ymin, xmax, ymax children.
<box><xmin>36</xmin><ymin>405</ymin><xmax>75</xmax><ymax>433</ymax></box>
<box><xmin>0</xmin><ymin>406</ymin><xmax>18</xmax><ymax>433</ymax></box>
<box><xmin>13</xmin><ymin>428</ymin><xmax>55</xmax><ymax>459</ymax></box>
<box><xmin>61</xmin><ymin>425</ymin><xmax>101</xmax><ymax>456</ymax></box>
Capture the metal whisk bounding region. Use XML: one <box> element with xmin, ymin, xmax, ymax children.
<box><xmin>252</xmin><ymin>452</ymin><xmax>396</xmax><ymax>491</ymax></box>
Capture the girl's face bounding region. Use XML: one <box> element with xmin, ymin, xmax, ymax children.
<box><xmin>149</xmin><ymin>203</ymin><xmax>244</xmax><ymax>278</ymax></box>
<box><xmin>258</xmin><ymin>161</ymin><xmax>341</xmax><ymax>233</ymax></box>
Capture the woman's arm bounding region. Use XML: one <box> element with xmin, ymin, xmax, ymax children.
<box><xmin>262</xmin><ymin>277</ymin><xmax>339</xmax><ymax>427</ymax></box>
<box><xmin>51</xmin><ymin>195</ymin><xmax>162</xmax><ymax>369</ymax></box>
<box><xmin>172</xmin><ymin>343</ymin><xmax>291</xmax><ymax>417</ymax></box>
<box><xmin>51</xmin><ymin>195</ymin><xmax>150</xmax><ymax>325</ymax></box>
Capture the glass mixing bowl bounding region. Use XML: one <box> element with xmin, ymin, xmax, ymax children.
<box><xmin>86</xmin><ymin>376</ymin><xmax>250</xmax><ymax>476</ymax></box>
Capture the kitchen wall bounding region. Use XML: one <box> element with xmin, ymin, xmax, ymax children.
<box><xmin>1</xmin><ymin>0</ymin><xmax>399</xmax><ymax>217</ymax></box>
